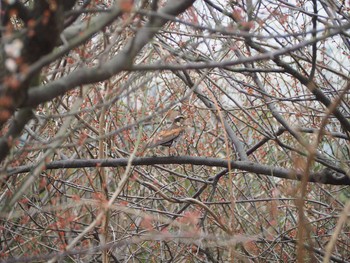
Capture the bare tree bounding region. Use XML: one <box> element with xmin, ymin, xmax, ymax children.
<box><xmin>0</xmin><ymin>0</ymin><xmax>349</xmax><ymax>262</ymax></box>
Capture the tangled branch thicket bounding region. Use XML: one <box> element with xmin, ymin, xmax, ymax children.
<box><xmin>0</xmin><ymin>0</ymin><xmax>349</xmax><ymax>262</ymax></box>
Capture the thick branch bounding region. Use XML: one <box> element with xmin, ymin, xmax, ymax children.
<box><xmin>0</xmin><ymin>108</ymin><xmax>34</xmax><ymax>161</ymax></box>
<box><xmin>6</xmin><ymin>156</ymin><xmax>350</xmax><ymax>185</ymax></box>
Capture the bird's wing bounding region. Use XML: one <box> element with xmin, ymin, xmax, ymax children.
<box><xmin>147</xmin><ymin>127</ymin><xmax>184</xmax><ymax>148</ymax></box>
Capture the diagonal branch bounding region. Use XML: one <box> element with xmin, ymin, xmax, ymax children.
<box><xmin>24</xmin><ymin>0</ymin><xmax>197</xmax><ymax>107</ymax></box>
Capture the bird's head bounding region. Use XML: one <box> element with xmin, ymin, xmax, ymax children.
<box><xmin>173</xmin><ymin>115</ymin><xmax>185</xmax><ymax>126</ymax></box>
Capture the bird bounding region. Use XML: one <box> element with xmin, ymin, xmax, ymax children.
<box><xmin>145</xmin><ymin>115</ymin><xmax>185</xmax><ymax>150</ymax></box>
